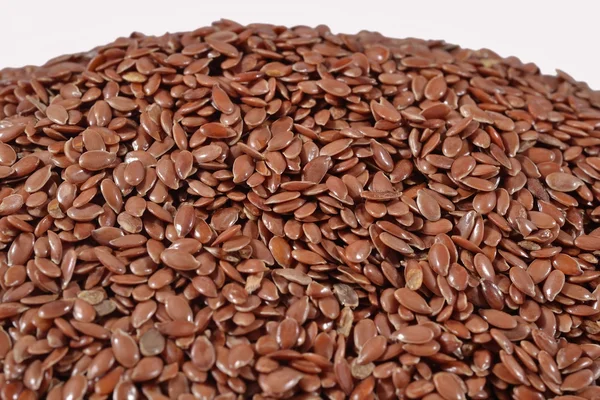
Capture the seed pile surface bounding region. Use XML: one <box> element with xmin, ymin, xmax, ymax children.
<box><xmin>1</xmin><ymin>19</ymin><xmax>600</xmax><ymax>400</ymax></box>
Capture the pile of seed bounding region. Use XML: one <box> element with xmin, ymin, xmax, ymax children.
<box><xmin>1</xmin><ymin>19</ymin><xmax>600</xmax><ymax>400</ymax></box>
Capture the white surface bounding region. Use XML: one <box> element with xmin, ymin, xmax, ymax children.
<box><xmin>2</xmin><ymin>0</ymin><xmax>598</xmax><ymax>89</ymax></box>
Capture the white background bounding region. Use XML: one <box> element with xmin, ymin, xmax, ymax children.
<box><xmin>1</xmin><ymin>0</ymin><xmax>598</xmax><ymax>89</ymax></box>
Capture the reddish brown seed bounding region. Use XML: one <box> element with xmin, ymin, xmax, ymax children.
<box><xmin>95</xmin><ymin>248</ymin><xmax>126</xmax><ymax>274</ymax></box>
<box><xmin>393</xmin><ymin>325</ymin><xmax>434</xmax><ymax>344</ymax></box>
<box><xmin>191</xmin><ymin>335</ymin><xmax>216</xmax><ymax>371</ymax></box>
<box><xmin>62</xmin><ymin>375</ymin><xmax>87</xmax><ymax>400</ymax></box>
<box><xmin>292</xmin><ymin>249</ymin><xmax>326</xmax><ymax>265</ymax></box>
<box><xmin>191</xmin><ymin>276</ymin><xmax>218</xmax><ymax>298</ymax></box>
<box><xmin>557</xmin><ymin>344</ymin><xmax>582</xmax><ymax>369</ymax></box>
<box><xmin>357</xmin><ymin>335</ymin><xmax>387</xmax><ymax>365</ymax></box>
<box><xmin>174</xmin><ymin>203</ymin><xmax>195</xmax><ymax>238</ymax></box>
<box><xmin>433</xmin><ymin>372</ymin><xmax>466</xmax><ymax>400</ymax></box>
<box><xmin>345</xmin><ymin>240</ymin><xmax>371</xmax><ymax>263</ymax></box>
<box><xmin>233</xmin><ymin>154</ymin><xmax>254</xmax><ymax>183</ymax></box>
<box><xmin>545</xmin><ymin>172</ymin><xmax>584</xmax><ymax>192</ymax></box>
<box><xmin>417</xmin><ymin>190</ymin><xmax>441</xmax><ymax>221</ymax></box>
<box><xmin>480</xmin><ymin>309</ymin><xmax>517</xmax><ymax>329</ymax></box>
<box><xmin>277</xmin><ymin>317</ymin><xmax>299</xmax><ymax>349</ymax></box>
<box><xmin>316</xmin><ymin>79</ymin><xmax>351</xmax><ymax>97</ymax></box>
<box><xmin>543</xmin><ymin>270</ymin><xmax>565</xmax><ymax>301</ymax></box>
<box><xmin>38</xmin><ymin>300</ymin><xmax>73</xmax><ymax>319</ymax></box>
<box><xmin>79</xmin><ymin>150</ymin><xmax>116</xmax><ymax>171</ymax></box>
<box><xmin>269</xmin><ymin>236</ymin><xmax>292</xmax><ymax>267</ymax></box>
<box><xmin>561</xmin><ymin>369</ymin><xmax>594</xmax><ymax>391</ymax></box>
<box><xmin>451</xmin><ymin>156</ymin><xmax>476</xmax><ymax>179</ymax></box>
<box><xmin>380</xmin><ymin>232</ymin><xmax>414</xmax><ymax>254</ymax></box>
<box><xmin>124</xmin><ymin>160</ymin><xmax>145</xmax><ymax>186</ymax></box>
<box><xmin>228</xmin><ymin>343</ymin><xmax>254</xmax><ymax>369</ymax></box>
<box><xmin>165</xmin><ymin>295</ymin><xmax>193</xmax><ymax>322</ymax></box>
<box><xmin>223</xmin><ymin>282</ymin><xmax>249</xmax><ymax>304</ymax></box>
<box><xmin>24</xmin><ymin>165</ymin><xmax>52</xmax><ymax>193</ymax></box>
<box><xmin>46</xmin><ymin>104</ymin><xmax>69</xmax><ymax>125</ymax></box>
<box><xmin>212</xmin><ymin>85</ymin><xmax>235</xmax><ymax>114</ymax></box>
<box><xmin>509</xmin><ymin>267</ymin><xmax>536</xmax><ymax>297</ymax></box>
<box><xmin>193</xmin><ymin>144</ymin><xmax>223</xmax><ymax>163</ymax></box>
<box><xmin>574</xmin><ymin>235</ymin><xmax>600</xmax><ymax>251</ymax></box>
<box><xmin>111</xmin><ymin>329</ymin><xmax>140</xmax><ymax>368</ymax></box>
<box><xmin>0</xmin><ymin>143</ymin><xmax>17</xmax><ymax>165</ymax></box>
<box><xmin>106</xmin><ymin>96</ymin><xmax>137</xmax><ymax>112</ymax></box>
<box><xmin>429</xmin><ymin>243</ymin><xmax>450</xmax><ymax>276</ymax></box>
<box><xmin>259</xmin><ymin>367</ymin><xmax>304</xmax><ymax>394</ymax></box>
<box><xmin>160</xmin><ymin>249</ymin><xmax>201</xmax><ymax>271</ymax></box>
<box><xmin>131</xmin><ymin>356</ymin><xmax>163</xmax><ymax>382</ymax></box>
<box><xmin>394</xmin><ymin>288</ymin><xmax>432</xmax><ymax>314</ymax></box>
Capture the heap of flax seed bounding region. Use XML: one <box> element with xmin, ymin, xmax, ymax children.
<box><xmin>0</xmin><ymin>19</ymin><xmax>600</xmax><ymax>400</ymax></box>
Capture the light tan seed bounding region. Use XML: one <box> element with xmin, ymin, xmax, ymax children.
<box><xmin>140</xmin><ymin>328</ymin><xmax>165</xmax><ymax>357</ymax></box>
